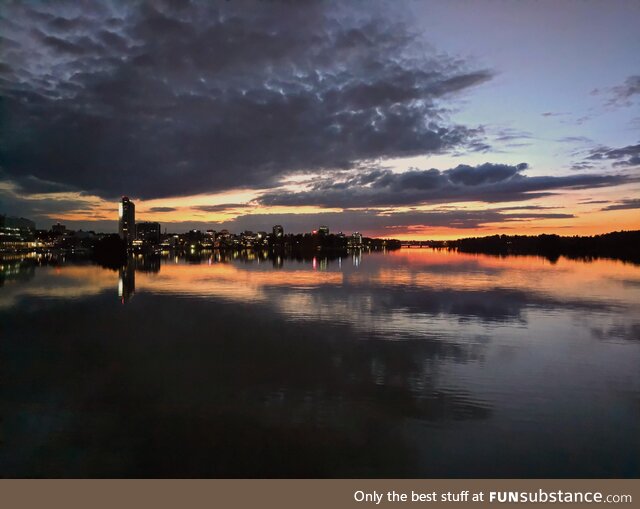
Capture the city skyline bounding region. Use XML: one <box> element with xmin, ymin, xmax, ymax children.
<box><xmin>1</xmin><ymin>1</ymin><xmax>639</xmax><ymax>240</ymax></box>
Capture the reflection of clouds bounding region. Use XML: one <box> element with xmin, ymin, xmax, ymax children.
<box><xmin>592</xmin><ymin>322</ymin><xmax>640</xmax><ymax>342</ymax></box>
<box><xmin>1</xmin><ymin>291</ymin><xmax>493</xmax><ymax>476</ymax></box>
<box><xmin>269</xmin><ymin>282</ymin><xmax>625</xmax><ymax>350</ymax></box>
<box><xmin>2</xmin><ymin>250</ymin><xmax>640</xmax><ymax>476</ymax></box>
<box><xmin>609</xmin><ymin>276</ymin><xmax>640</xmax><ymax>289</ymax></box>
<box><xmin>0</xmin><ymin>264</ymin><xmax>115</xmax><ymax>309</ymax></box>
<box><xmin>384</xmin><ymin>249</ymin><xmax>640</xmax><ymax>307</ymax></box>
<box><xmin>3</xmin><ymin>250</ymin><xmax>638</xmax><ymax>331</ymax></box>
<box><xmin>137</xmin><ymin>262</ymin><xmax>343</xmax><ymax>304</ymax></box>
<box><xmin>132</xmin><ymin>252</ymin><xmax>636</xmax><ymax>338</ymax></box>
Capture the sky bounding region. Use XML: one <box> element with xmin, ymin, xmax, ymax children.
<box><xmin>0</xmin><ymin>0</ymin><xmax>638</xmax><ymax>239</ymax></box>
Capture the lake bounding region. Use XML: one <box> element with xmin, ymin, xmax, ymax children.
<box><xmin>1</xmin><ymin>248</ymin><xmax>639</xmax><ymax>477</ymax></box>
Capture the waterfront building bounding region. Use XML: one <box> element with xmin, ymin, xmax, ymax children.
<box><xmin>51</xmin><ymin>222</ymin><xmax>67</xmax><ymax>235</ymax></box>
<box><xmin>272</xmin><ymin>225</ymin><xmax>284</xmax><ymax>239</ymax></box>
<box><xmin>136</xmin><ymin>221</ymin><xmax>161</xmax><ymax>244</ymax></box>
<box><xmin>350</xmin><ymin>232</ymin><xmax>363</xmax><ymax>247</ymax></box>
<box><xmin>0</xmin><ymin>215</ymin><xmax>36</xmax><ymax>252</ymax></box>
<box><xmin>118</xmin><ymin>197</ymin><xmax>135</xmax><ymax>244</ymax></box>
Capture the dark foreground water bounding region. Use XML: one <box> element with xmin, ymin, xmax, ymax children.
<box><xmin>1</xmin><ymin>249</ymin><xmax>639</xmax><ymax>478</ymax></box>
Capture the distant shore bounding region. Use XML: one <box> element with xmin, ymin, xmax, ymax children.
<box><xmin>437</xmin><ymin>230</ymin><xmax>640</xmax><ymax>264</ymax></box>
<box><xmin>2</xmin><ymin>229</ymin><xmax>639</xmax><ymax>266</ymax></box>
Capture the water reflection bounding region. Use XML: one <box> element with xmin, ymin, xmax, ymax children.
<box><xmin>118</xmin><ymin>264</ymin><xmax>135</xmax><ymax>303</ymax></box>
<box><xmin>1</xmin><ymin>249</ymin><xmax>639</xmax><ymax>477</ymax></box>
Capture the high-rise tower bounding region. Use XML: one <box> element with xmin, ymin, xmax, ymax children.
<box><xmin>118</xmin><ymin>196</ymin><xmax>135</xmax><ymax>244</ymax></box>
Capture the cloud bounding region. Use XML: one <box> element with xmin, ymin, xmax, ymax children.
<box><xmin>147</xmin><ymin>206</ymin><xmax>177</xmax><ymax>213</ymax></box>
<box><xmin>0</xmin><ymin>186</ymin><xmax>99</xmax><ymax>229</ymax></box>
<box><xmin>257</xmin><ymin>162</ymin><xmax>632</xmax><ymax>208</ymax></box>
<box><xmin>606</xmin><ymin>75</ymin><xmax>640</xmax><ymax>107</ymax></box>
<box><xmin>557</xmin><ymin>136</ymin><xmax>592</xmax><ymax>144</ymax></box>
<box><xmin>30</xmin><ymin>202</ymin><xmax>574</xmax><ymax>235</ymax></box>
<box><xmin>491</xmin><ymin>128</ymin><xmax>533</xmax><ymax>146</ymax></box>
<box><xmin>541</xmin><ymin>111</ymin><xmax>569</xmax><ymax>117</ymax></box>
<box><xmin>192</xmin><ymin>203</ymin><xmax>250</xmax><ymax>213</ymax></box>
<box><xmin>570</xmin><ymin>162</ymin><xmax>595</xmax><ymax>171</ymax></box>
<box><xmin>198</xmin><ymin>206</ymin><xmax>574</xmax><ymax>235</ymax></box>
<box><xmin>586</xmin><ymin>142</ymin><xmax>640</xmax><ymax>167</ymax></box>
<box><xmin>601</xmin><ymin>199</ymin><xmax>640</xmax><ymax>211</ymax></box>
<box><xmin>0</xmin><ymin>0</ymin><xmax>493</xmax><ymax>201</ymax></box>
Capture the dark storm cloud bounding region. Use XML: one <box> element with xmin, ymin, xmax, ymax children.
<box><xmin>0</xmin><ymin>0</ymin><xmax>493</xmax><ymax>200</ymax></box>
<box><xmin>0</xmin><ymin>187</ymin><xmax>97</xmax><ymax>228</ymax></box>
<box><xmin>257</xmin><ymin>162</ymin><xmax>631</xmax><ymax>208</ymax></box>
<box><xmin>601</xmin><ymin>199</ymin><xmax>640</xmax><ymax>212</ymax></box>
<box><xmin>0</xmin><ymin>168</ymin><xmax>76</xmax><ymax>194</ymax></box>
<box><xmin>586</xmin><ymin>143</ymin><xmax>640</xmax><ymax>167</ymax></box>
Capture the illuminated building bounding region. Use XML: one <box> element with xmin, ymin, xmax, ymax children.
<box><xmin>0</xmin><ymin>215</ymin><xmax>36</xmax><ymax>252</ymax></box>
<box><xmin>318</xmin><ymin>225</ymin><xmax>329</xmax><ymax>236</ymax></box>
<box><xmin>272</xmin><ymin>225</ymin><xmax>284</xmax><ymax>239</ymax></box>
<box><xmin>136</xmin><ymin>221</ymin><xmax>161</xmax><ymax>244</ymax></box>
<box><xmin>118</xmin><ymin>196</ymin><xmax>135</xmax><ymax>244</ymax></box>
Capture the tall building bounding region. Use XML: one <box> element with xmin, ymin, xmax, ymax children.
<box><xmin>272</xmin><ymin>225</ymin><xmax>284</xmax><ymax>239</ymax></box>
<box><xmin>118</xmin><ymin>196</ymin><xmax>135</xmax><ymax>244</ymax></box>
<box><xmin>318</xmin><ymin>225</ymin><xmax>329</xmax><ymax>236</ymax></box>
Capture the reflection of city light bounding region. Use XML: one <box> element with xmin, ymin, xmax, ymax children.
<box><xmin>312</xmin><ymin>257</ymin><xmax>317</xmax><ymax>270</ymax></box>
<box><xmin>118</xmin><ymin>278</ymin><xmax>123</xmax><ymax>297</ymax></box>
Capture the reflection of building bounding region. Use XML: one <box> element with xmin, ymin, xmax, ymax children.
<box><xmin>0</xmin><ymin>259</ymin><xmax>37</xmax><ymax>287</ymax></box>
<box><xmin>272</xmin><ymin>225</ymin><xmax>284</xmax><ymax>239</ymax></box>
<box><xmin>118</xmin><ymin>264</ymin><xmax>135</xmax><ymax>303</ymax></box>
<box><xmin>118</xmin><ymin>196</ymin><xmax>135</xmax><ymax>244</ymax></box>
<box><xmin>272</xmin><ymin>254</ymin><xmax>283</xmax><ymax>269</ymax></box>
<box><xmin>352</xmin><ymin>250</ymin><xmax>361</xmax><ymax>267</ymax></box>
<box><xmin>133</xmin><ymin>255</ymin><xmax>161</xmax><ymax>273</ymax></box>
<box><xmin>136</xmin><ymin>221</ymin><xmax>161</xmax><ymax>244</ymax></box>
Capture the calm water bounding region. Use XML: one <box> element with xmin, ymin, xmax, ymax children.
<box><xmin>1</xmin><ymin>249</ymin><xmax>639</xmax><ymax>478</ymax></box>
